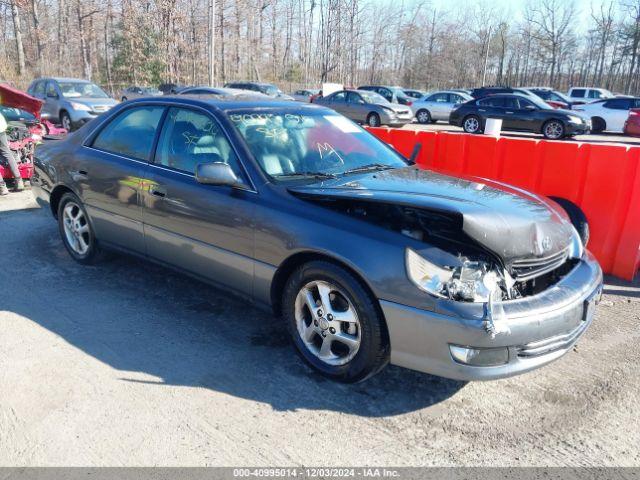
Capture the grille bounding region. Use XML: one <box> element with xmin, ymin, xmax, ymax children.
<box><xmin>510</xmin><ymin>248</ymin><xmax>569</xmax><ymax>282</ymax></box>
<box><xmin>516</xmin><ymin>318</ymin><xmax>589</xmax><ymax>358</ymax></box>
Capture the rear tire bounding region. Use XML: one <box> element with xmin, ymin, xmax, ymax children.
<box><xmin>462</xmin><ymin>115</ymin><xmax>482</xmax><ymax>134</ymax></box>
<box><xmin>121</xmin><ymin>96</ymin><xmax>128</xmax><ymax>102</ymax></box>
<box><xmin>282</xmin><ymin>261</ymin><xmax>389</xmax><ymax>383</ymax></box>
<box><xmin>366</xmin><ymin>112</ymin><xmax>381</xmax><ymax>127</ymax></box>
<box><xmin>591</xmin><ymin>117</ymin><xmax>606</xmax><ymax>133</ymax></box>
<box><xmin>416</xmin><ymin>109</ymin><xmax>432</xmax><ymax>124</ymax></box>
<box><xmin>57</xmin><ymin>192</ymin><xmax>104</xmax><ymax>264</ymax></box>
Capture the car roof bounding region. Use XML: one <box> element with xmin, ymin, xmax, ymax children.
<box><xmin>42</xmin><ymin>77</ymin><xmax>92</xmax><ymax>83</ymax></box>
<box><xmin>127</xmin><ymin>95</ymin><xmax>325</xmax><ymax>112</ymax></box>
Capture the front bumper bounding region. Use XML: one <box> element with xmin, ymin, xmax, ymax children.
<box><xmin>565</xmin><ymin>120</ymin><xmax>591</xmax><ymax>136</ymax></box>
<box><xmin>382</xmin><ymin>252</ymin><xmax>603</xmax><ymax>381</ymax></box>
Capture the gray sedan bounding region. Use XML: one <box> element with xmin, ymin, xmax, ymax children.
<box><xmin>31</xmin><ymin>96</ymin><xmax>602</xmax><ymax>383</ymax></box>
<box><xmin>412</xmin><ymin>90</ymin><xmax>473</xmax><ymax>124</ymax></box>
<box><xmin>316</xmin><ymin>89</ymin><xmax>413</xmax><ymax>127</ymax></box>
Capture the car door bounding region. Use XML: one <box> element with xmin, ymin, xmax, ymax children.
<box><xmin>141</xmin><ymin>106</ymin><xmax>256</xmax><ymax>297</ymax></box>
<box><xmin>500</xmin><ymin>96</ymin><xmax>523</xmax><ymax>129</ymax></box>
<box><xmin>426</xmin><ymin>92</ymin><xmax>450</xmax><ymax>120</ymax></box>
<box><xmin>44</xmin><ymin>81</ymin><xmax>60</xmax><ymax>119</ymax></box>
<box><xmin>477</xmin><ymin>96</ymin><xmax>507</xmax><ymax>126</ymax></box>
<box><xmin>323</xmin><ymin>91</ymin><xmax>349</xmax><ymax>116</ymax></box>
<box><xmin>602</xmin><ymin>98</ymin><xmax>632</xmax><ymax>131</ymax></box>
<box><xmin>81</xmin><ymin>104</ymin><xmax>166</xmax><ymax>253</ymax></box>
<box><xmin>346</xmin><ymin>91</ymin><xmax>367</xmax><ymax>122</ymax></box>
<box><xmin>511</xmin><ymin>97</ymin><xmax>539</xmax><ymax>131</ymax></box>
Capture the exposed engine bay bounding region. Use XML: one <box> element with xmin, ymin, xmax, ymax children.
<box><xmin>296</xmin><ymin>195</ymin><xmax>578</xmax><ymax>302</ymax></box>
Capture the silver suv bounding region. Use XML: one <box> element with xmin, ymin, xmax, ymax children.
<box><xmin>28</xmin><ymin>77</ymin><xmax>118</xmax><ymax>131</ymax></box>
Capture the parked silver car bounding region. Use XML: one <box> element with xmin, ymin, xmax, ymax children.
<box><xmin>28</xmin><ymin>77</ymin><xmax>118</xmax><ymax>131</ymax></box>
<box><xmin>316</xmin><ymin>89</ymin><xmax>413</xmax><ymax>127</ymax></box>
<box><xmin>412</xmin><ymin>90</ymin><xmax>473</xmax><ymax>124</ymax></box>
<box><xmin>120</xmin><ymin>86</ymin><xmax>162</xmax><ymax>102</ymax></box>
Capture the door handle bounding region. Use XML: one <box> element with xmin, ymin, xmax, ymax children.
<box><xmin>478</xmin><ymin>109</ymin><xmax>487</xmax><ymax>112</ymax></box>
<box><xmin>506</xmin><ymin>111</ymin><xmax>514</xmax><ymax>114</ymax></box>
<box><xmin>149</xmin><ymin>185</ymin><xmax>166</xmax><ymax>198</ymax></box>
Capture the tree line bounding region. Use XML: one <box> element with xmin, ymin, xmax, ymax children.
<box><xmin>1</xmin><ymin>0</ymin><xmax>639</xmax><ymax>95</ymax></box>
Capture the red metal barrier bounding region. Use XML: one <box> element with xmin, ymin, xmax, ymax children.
<box><xmin>368</xmin><ymin>127</ymin><xmax>640</xmax><ymax>280</ymax></box>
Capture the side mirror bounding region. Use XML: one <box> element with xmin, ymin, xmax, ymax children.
<box><xmin>195</xmin><ymin>162</ymin><xmax>244</xmax><ymax>188</ymax></box>
<box><xmin>47</xmin><ymin>92</ymin><xmax>59</xmax><ymax>99</ymax></box>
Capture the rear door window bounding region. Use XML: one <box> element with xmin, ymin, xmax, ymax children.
<box><xmin>571</xmin><ymin>89</ymin><xmax>586</xmax><ymax>98</ymax></box>
<box><xmin>92</xmin><ymin>106</ymin><xmax>165</xmax><ymax>161</ymax></box>
<box><xmin>603</xmin><ymin>99</ymin><xmax>632</xmax><ymax>110</ymax></box>
<box><xmin>428</xmin><ymin>93</ymin><xmax>449</xmax><ymax>103</ymax></box>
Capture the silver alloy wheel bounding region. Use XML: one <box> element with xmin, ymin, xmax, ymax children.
<box><xmin>417</xmin><ymin>110</ymin><xmax>431</xmax><ymax>124</ymax></box>
<box><xmin>544</xmin><ymin>121</ymin><xmax>564</xmax><ymax>139</ymax></box>
<box><xmin>464</xmin><ymin>116</ymin><xmax>479</xmax><ymax>133</ymax></box>
<box><xmin>294</xmin><ymin>280</ymin><xmax>361</xmax><ymax>366</ymax></box>
<box><xmin>368</xmin><ymin>114</ymin><xmax>380</xmax><ymax>127</ymax></box>
<box><xmin>62</xmin><ymin>202</ymin><xmax>91</xmax><ymax>256</ymax></box>
<box><xmin>61</xmin><ymin>114</ymin><xmax>72</xmax><ymax>131</ymax></box>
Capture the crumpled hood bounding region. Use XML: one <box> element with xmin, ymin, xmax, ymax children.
<box><xmin>288</xmin><ymin>167</ymin><xmax>574</xmax><ymax>263</ymax></box>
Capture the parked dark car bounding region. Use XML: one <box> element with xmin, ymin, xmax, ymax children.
<box><xmin>358</xmin><ymin>85</ymin><xmax>413</xmax><ymax>106</ymax></box>
<box><xmin>450</xmin><ymin>94</ymin><xmax>591</xmax><ymax>139</ymax></box>
<box><xmin>315</xmin><ymin>89</ymin><xmax>413</xmax><ymax>127</ymax></box>
<box><xmin>31</xmin><ymin>96</ymin><xmax>602</xmax><ymax>383</ymax></box>
<box><xmin>524</xmin><ymin>88</ymin><xmax>574</xmax><ymax>110</ymax></box>
<box><xmin>470</xmin><ymin>86</ymin><xmax>537</xmax><ymax>100</ymax></box>
<box><xmin>403</xmin><ymin>89</ymin><xmax>427</xmax><ymax>100</ymax></box>
<box><xmin>158</xmin><ymin>83</ymin><xmax>186</xmax><ymax>95</ymax></box>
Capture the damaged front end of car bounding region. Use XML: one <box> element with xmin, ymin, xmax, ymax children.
<box><xmin>287</xmin><ymin>167</ymin><xmax>602</xmax><ymax>379</ymax></box>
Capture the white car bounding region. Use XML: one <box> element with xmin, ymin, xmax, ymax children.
<box><xmin>291</xmin><ymin>89</ymin><xmax>320</xmax><ymax>102</ymax></box>
<box><xmin>567</xmin><ymin>87</ymin><xmax>614</xmax><ymax>105</ymax></box>
<box><xmin>573</xmin><ymin>97</ymin><xmax>640</xmax><ymax>133</ymax></box>
<box><xmin>412</xmin><ymin>90</ymin><xmax>473</xmax><ymax>124</ymax></box>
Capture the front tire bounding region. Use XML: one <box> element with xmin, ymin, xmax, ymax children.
<box><xmin>60</xmin><ymin>111</ymin><xmax>73</xmax><ymax>132</ymax></box>
<box><xmin>366</xmin><ymin>112</ymin><xmax>381</xmax><ymax>127</ymax></box>
<box><xmin>542</xmin><ymin>120</ymin><xmax>565</xmax><ymax>140</ymax></box>
<box><xmin>282</xmin><ymin>261</ymin><xmax>389</xmax><ymax>383</ymax></box>
<box><xmin>121</xmin><ymin>96</ymin><xmax>128</xmax><ymax>102</ymax></box>
<box><xmin>57</xmin><ymin>192</ymin><xmax>103</xmax><ymax>264</ymax></box>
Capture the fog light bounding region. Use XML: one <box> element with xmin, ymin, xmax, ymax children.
<box><xmin>449</xmin><ymin>345</ymin><xmax>509</xmax><ymax>366</ymax></box>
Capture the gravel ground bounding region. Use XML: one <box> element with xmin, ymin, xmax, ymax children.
<box><xmin>0</xmin><ymin>190</ymin><xmax>639</xmax><ymax>467</ymax></box>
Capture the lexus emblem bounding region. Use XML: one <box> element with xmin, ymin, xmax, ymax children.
<box><xmin>542</xmin><ymin>236</ymin><xmax>553</xmax><ymax>252</ymax></box>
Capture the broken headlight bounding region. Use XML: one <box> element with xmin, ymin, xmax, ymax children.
<box><xmin>406</xmin><ymin>248</ymin><xmax>504</xmax><ymax>302</ymax></box>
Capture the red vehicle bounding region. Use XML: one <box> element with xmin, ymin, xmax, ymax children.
<box><xmin>624</xmin><ymin>108</ymin><xmax>640</xmax><ymax>136</ymax></box>
<box><xmin>0</xmin><ymin>83</ymin><xmax>67</xmax><ymax>181</ymax></box>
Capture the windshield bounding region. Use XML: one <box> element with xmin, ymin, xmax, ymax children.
<box><xmin>360</xmin><ymin>92</ymin><xmax>389</xmax><ymax>105</ymax></box>
<box><xmin>228</xmin><ymin>110</ymin><xmax>408</xmax><ymax>180</ymax></box>
<box><xmin>0</xmin><ymin>106</ymin><xmax>36</xmax><ymax>122</ymax></box>
<box><xmin>523</xmin><ymin>94</ymin><xmax>553</xmax><ymax>110</ymax></box>
<box><xmin>262</xmin><ymin>85</ymin><xmax>280</xmax><ymax>96</ymax></box>
<box><xmin>141</xmin><ymin>87</ymin><xmax>160</xmax><ymax>94</ymax></box>
<box><xmin>59</xmin><ymin>82</ymin><xmax>109</xmax><ymax>99</ymax></box>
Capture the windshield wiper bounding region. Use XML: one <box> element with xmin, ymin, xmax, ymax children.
<box><xmin>275</xmin><ymin>171</ymin><xmax>338</xmax><ymax>179</ymax></box>
<box><xmin>341</xmin><ymin>163</ymin><xmax>396</xmax><ymax>175</ymax></box>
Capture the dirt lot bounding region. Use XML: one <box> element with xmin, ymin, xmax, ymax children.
<box><xmin>404</xmin><ymin>122</ymin><xmax>640</xmax><ymax>145</ymax></box>
<box><xmin>1</xmin><ymin>190</ymin><xmax>639</xmax><ymax>467</ymax></box>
